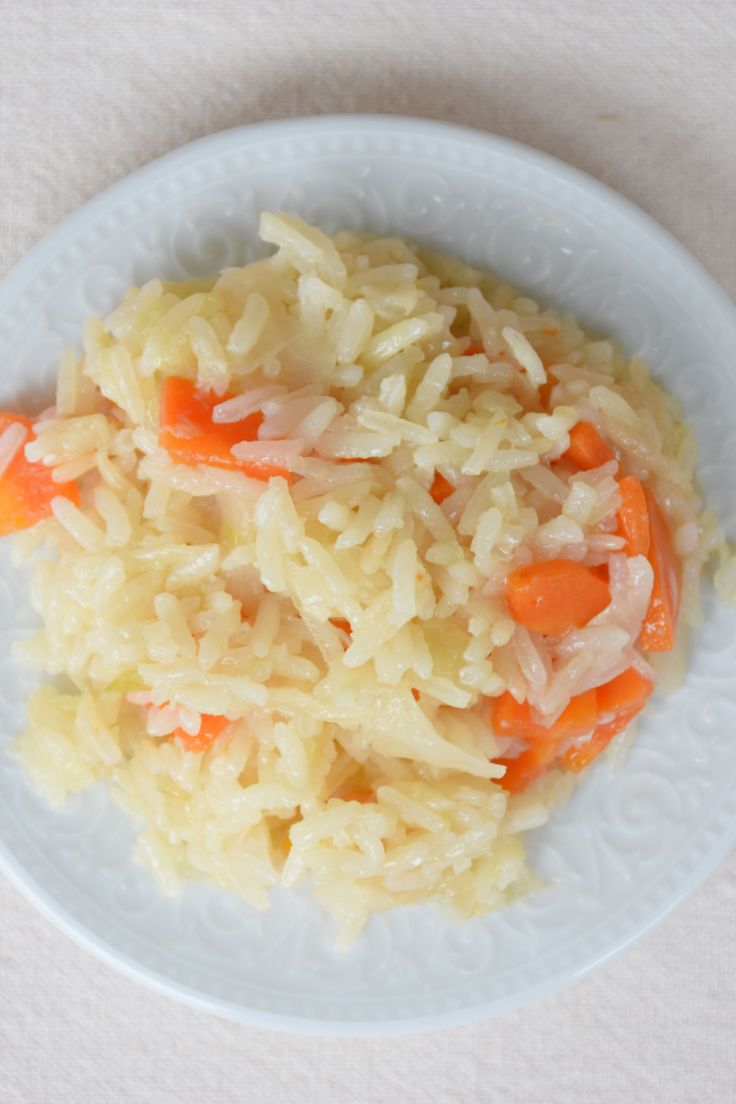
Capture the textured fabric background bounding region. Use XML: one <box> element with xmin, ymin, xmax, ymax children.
<box><xmin>1</xmin><ymin>2</ymin><xmax>734</xmax><ymax>1101</ymax></box>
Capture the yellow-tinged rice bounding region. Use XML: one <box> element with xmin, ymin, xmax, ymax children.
<box><xmin>11</xmin><ymin>212</ymin><xmax>735</xmax><ymax>944</ymax></box>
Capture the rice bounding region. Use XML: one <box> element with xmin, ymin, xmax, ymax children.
<box><xmin>502</xmin><ymin>326</ymin><xmax>546</xmax><ymax>388</ymax></box>
<box><xmin>227</xmin><ymin>291</ymin><xmax>270</xmax><ymax>357</ymax></box>
<box><xmin>0</xmin><ymin>421</ymin><xmax>28</xmax><ymax>477</ymax></box>
<box><xmin>8</xmin><ymin>210</ymin><xmax>735</xmax><ymax>945</ymax></box>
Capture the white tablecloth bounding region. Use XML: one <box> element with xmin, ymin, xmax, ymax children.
<box><xmin>1</xmin><ymin>2</ymin><xmax>734</xmax><ymax>1100</ymax></box>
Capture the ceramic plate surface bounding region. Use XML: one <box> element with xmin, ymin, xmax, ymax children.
<box><xmin>1</xmin><ymin>115</ymin><xmax>735</xmax><ymax>1034</ymax></box>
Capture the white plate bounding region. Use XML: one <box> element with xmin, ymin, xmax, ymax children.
<box><xmin>1</xmin><ymin>116</ymin><xmax>735</xmax><ymax>1035</ymax></box>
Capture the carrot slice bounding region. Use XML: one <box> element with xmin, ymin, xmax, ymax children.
<box><xmin>564</xmin><ymin>421</ymin><xmax>615</xmax><ymax>471</ymax></box>
<box><xmin>464</xmin><ymin>342</ymin><xmax>485</xmax><ymax>356</ymax></box>
<box><xmin>430</xmin><ymin>471</ymin><xmax>454</xmax><ymax>504</ymax></box>
<box><xmin>330</xmin><ymin>617</ymin><xmax>352</xmax><ymax>652</ymax></box>
<box><xmin>560</xmin><ymin>668</ymin><xmax>652</xmax><ymax>773</ymax></box>
<box><xmin>174</xmin><ymin>713</ymin><xmax>230</xmax><ymax>753</ymax></box>
<box><xmin>330</xmin><ymin>618</ymin><xmax>352</xmax><ymax>634</ymax></box>
<box><xmin>159</xmin><ymin>377</ymin><xmax>293</xmax><ymax>482</ymax></box>
<box><xmin>496</xmin><ymin>668</ymin><xmax>653</xmax><ymax>786</ymax></box>
<box><xmin>617</xmin><ymin>475</ymin><xmax>650</xmax><ymax>556</ymax></box>
<box><xmin>597</xmin><ymin>666</ymin><xmax>652</xmax><ymax>718</ymax></box>
<box><xmin>559</xmin><ymin>710</ymin><xmax>636</xmax><ymax>773</ymax></box>
<box><xmin>495</xmin><ymin>745</ymin><xmax>559</xmax><ymax>794</ymax></box>
<box><xmin>506</xmin><ymin>559</ymin><xmax>611</xmax><ymax>636</ymax></box>
<box><xmin>491</xmin><ymin>692</ymin><xmax>535</xmax><ymax>740</ymax></box>
<box><xmin>491</xmin><ymin>689</ymin><xmax>597</xmax><ymax>744</ymax></box>
<box><xmin>639</xmin><ymin>490</ymin><xmax>681</xmax><ymax>652</ymax></box>
<box><xmin>0</xmin><ymin>412</ymin><xmax>80</xmax><ymax>536</ymax></box>
<box><xmin>411</xmin><ymin>688</ymin><xmax>421</xmax><ymax>702</ymax></box>
<box><xmin>159</xmin><ymin>377</ymin><xmax>261</xmax><ymax>465</ymax></box>
<box><xmin>493</xmin><ymin>689</ymin><xmax>597</xmax><ymax>793</ymax></box>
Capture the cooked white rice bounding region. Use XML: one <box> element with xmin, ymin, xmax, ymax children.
<box><xmin>11</xmin><ymin>212</ymin><xmax>735</xmax><ymax>943</ymax></box>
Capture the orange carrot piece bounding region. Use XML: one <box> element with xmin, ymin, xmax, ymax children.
<box><xmin>560</xmin><ymin>667</ymin><xmax>652</xmax><ymax>773</ymax></box>
<box><xmin>597</xmin><ymin>666</ymin><xmax>652</xmax><ymax>718</ymax></box>
<box><xmin>495</xmin><ymin>745</ymin><xmax>559</xmax><ymax>793</ymax></box>
<box><xmin>411</xmin><ymin>688</ymin><xmax>421</xmax><ymax>702</ymax></box>
<box><xmin>430</xmin><ymin>471</ymin><xmax>454</xmax><ymax>504</ymax></box>
<box><xmin>617</xmin><ymin>475</ymin><xmax>650</xmax><ymax>557</ymax></box>
<box><xmin>559</xmin><ymin>710</ymin><xmax>636</xmax><ymax>773</ymax></box>
<box><xmin>639</xmin><ymin>490</ymin><xmax>681</xmax><ymax>652</ymax></box>
<box><xmin>493</xmin><ymin>689</ymin><xmax>597</xmax><ymax>793</ymax></box>
<box><xmin>564</xmin><ymin>421</ymin><xmax>615</xmax><ymax>471</ymax></box>
<box><xmin>0</xmin><ymin>412</ymin><xmax>80</xmax><ymax>536</ymax></box>
<box><xmin>495</xmin><ymin>725</ymin><xmax>584</xmax><ymax>793</ymax></box>
<box><xmin>330</xmin><ymin>617</ymin><xmax>352</xmax><ymax>652</ymax></box>
<box><xmin>491</xmin><ymin>692</ymin><xmax>535</xmax><ymax>739</ymax></box>
<box><xmin>492</xmin><ymin>689</ymin><xmax>597</xmax><ymax>744</ymax></box>
<box><xmin>464</xmin><ymin>342</ymin><xmax>485</xmax><ymax>356</ymax></box>
<box><xmin>159</xmin><ymin>377</ymin><xmax>294</xmax><ymax>482</ymax></box>
<box><xmin>506</xmin><ymin>558</ymin><xmax>611</xmax><ymax>636</ymax></box>
<box><xmin>174</xmin><ymin>713</ymin><xmax>230</xmax><ymax>753</ymax></box>
<box><xmin>159</xmin><ymin>377</ymin><xmax>261</xmax><ymax>464</ymax></box>
<box><xmin>330</xmin><ymin>618</ymin><xmax>352</xmax><ymax>634</ymax></box>
<box><xmin>496</xmin><ymin>668</ymin><xmax>653</xmax><ymax>786</ymax></box>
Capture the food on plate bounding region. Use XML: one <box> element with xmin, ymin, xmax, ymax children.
<box><xmin>3</xmin><ymin>212</ymin><xmax>734</xmax><ymax>942</ymax></box>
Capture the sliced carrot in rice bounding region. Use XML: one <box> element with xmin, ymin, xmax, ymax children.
<box><xmin>174</xmin><ymin>713</ymin><xmax>230</xmax><ymax>753</ymax></box>
<box><xmin>330</xmin><ymin>618</ymin><xmax>352</xmax><ymax>634</ymax></box>
<box><xmin>559</xmin><ymin>710</ymin><xmax>636</xmax><ymax>773</ymax></box>
<box><xmin>330</xmin><ymin>618</ymin><xmax>352</xmax><ymax>651</ymax></box>
<box><xmin>597</xmin><ymin>666</ymin><xmax>652</xmax><ymax>719</ymax></box>
<box><xmin>639</xmin><ymin>489</ymin><xmax>681</xmax><ymax>652</ymax></box>
<box><xmin>0</xmin><ymin>411</ymin><xmax>80</xmax><ymax>536</ymax></box>
<box><xmin>560</xmin><ymin>667</ymin><xmax>652</xmax><ymax>773</ymax></box>
<box><xmin>494</xmin><ymin>744</ymin><xmax>558</xmax><ymax>794</ymax></box>
<box><xmin>506</xmin><ymin>558</ymin><xmax>611</xmax><ymax>636</ymax></box>
<box><xmin>464</xmin><ymin>342</ymin><xmax>485</xmax><ymax>356</ymax></box>
<box><xmin>563</xmin><ymin>421</ymin><xmax>615</xmax><ymax>471</ymax></box>
<box><xmin>430</xmin><ymin>471</ymin><xmax>454</xmax><ymax>504</ymax></box>
<box><xmin>492</xmin><ymin>669</ymin><xmax>654</xmax><ymax>789</ymax></box>
<box><xmin>490</xmin><ymin>692</ymin><xmax>535</xmax><ymax>740</ymax></box>
<box><xmin>492</xmin><ymin>689</ymin><xmax>597</xmax><ymax>744</ymax></box>
<box><xmin>616</xmin><ymin>474</ymin><xmax>650</xmax><ymax>557</ymax></box>
<box><xmin>159</xmin><ymin>376</ymin><xmax>260</xmax><ymax>465</ymax></box>
<box><xmin>493</xmin><ymin>689</ymin><xmax>597</xmax><ymax>793</ymax></box>
<box><xmin>159</xmin><ymin>376</ymin><xmax>294</xmax><ymax>483</ymax></box>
